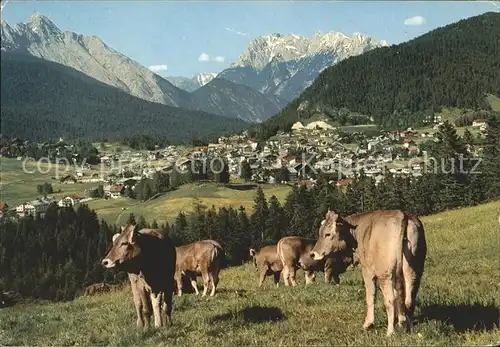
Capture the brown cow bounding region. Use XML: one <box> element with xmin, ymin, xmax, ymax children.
<box><xmin>249</xmin><ymin>245</ymin><xmax>283</xmax><ymax>287</ymax></box>
<box><xmin>277</xmin><ymin>236</ymin><xmax>355</xmax><ymax>287</ymax></box>
<box><xmin>175</xmin><ymin>240</ymin><xmax>224</xmax><ymax>297</ymax></box>
<box><xmin>101</xmin><ymin>225</ymin><xmax>176</xmax><ymax>329</ymax></box>
<box><xmin>310</xmin><ymin>210</ymin><xmax>427</xmax><ymax>336</ymax></box>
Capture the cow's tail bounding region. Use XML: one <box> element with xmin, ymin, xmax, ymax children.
<box><xmin>396</xmin><ymin>212</ymin><xmax>410</xmax><ymax>313</ymax></box>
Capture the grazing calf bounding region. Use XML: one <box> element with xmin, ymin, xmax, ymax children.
<box><xmin>175</xmin><ymin>240</ymin><xmax>224</xmax><ymax>297</ymax></box>
<box><xmin>249</xmin><ymin>245</ymin><xmax>283</xmax><ymax>287</ymax></box>
<box><xmin>101</xmin><ymin>225</ymin><xmax>176</xmax><ymax>329</ymax></box>
<box><xmin>277</xmin><ymin>236</ymin><xmax>354</xmax><ymax>287</ymax></box>
<box><xmin>310</xmin><ymin>209</ymin><xmax>427</xmax><ymax>336</ymax></box>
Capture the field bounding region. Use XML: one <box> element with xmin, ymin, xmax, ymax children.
<box><xmin>85</xmin><ymin>182</ymin><xmax>292</xmax><ymax>225</ymax></box>
<box><xmin>1</xmin><ymin>201</ymin><xmax>499</xmax><ymax>346</ymax></box>
<box><xmin>0</xmin><ymin>157</ymin><xmax>291</xmax><ymax>225</ymax></box>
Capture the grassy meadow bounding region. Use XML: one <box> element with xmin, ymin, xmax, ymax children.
<box><xmin>0</xmin><ymin>157</ymin><xmax>292</xmax><ymax>225</ymax></box>
<box><xmin>1</xmin><ymin>201</ymin><xmax>499</xmax><ymax>346</ymax></box>
<box><xmin>85</xmin><ymin>182</ymin><xmax>292</xmax><ymax>225</ymax></box>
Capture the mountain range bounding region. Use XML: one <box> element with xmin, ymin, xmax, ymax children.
<box><xmin>251</xmin><ymin>12</ymin><xmax>500</xmax><ymax>139</ymax></box>
<box><xmin>166</xmin><ymin>73</ymin><xmax>217</xmax><ymax>92</ymax></box>
<box><xmin>0</xmin><ymin>14</ymin><xmax>387</xmax><ymax>125</ymax></box>
<box><xmin>0</xmin><ymin>14</ymin><xmax>284</xmax><ymax>123</ymax></box>
<box><xmin>0</xmin><ymin>52</ymin><xmax>248</xmax><ymax>142</ymax></box>
<box><xmin>218</xmin><ymin>32</ymin><xmax>389</xmax><ymax>101</ymax></box>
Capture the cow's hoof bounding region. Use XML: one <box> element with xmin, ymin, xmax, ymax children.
<box><xmin>362</xmin><ymin>322</ymin><xmax>374</xmax><ymax>330</ymax></box>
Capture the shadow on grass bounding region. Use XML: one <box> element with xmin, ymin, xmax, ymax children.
<box><xmin>418</xmin><ymin>303</ymin><xmax>499</xmax><ymax>332</ymax></box>
<box><xmin>212</xmin><ymin>305</ymin><xmax>285</xmax><ymax>325</ymax></box>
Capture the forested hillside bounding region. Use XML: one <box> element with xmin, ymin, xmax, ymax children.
<box><xmin>0</xmin><ymin>52</ymin><xmax>248</xmax><ymax>143</ymax></box>
<box><xmin>251</xmin><ymin>12</ymin><xmax>500</xmax><ymax>139</ymax></box>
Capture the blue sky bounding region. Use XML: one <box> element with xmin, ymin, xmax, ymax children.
<box><xmin>2</xmin><ymin>1</ymin><xmax>499</xmax><ymax>77</ymax></box>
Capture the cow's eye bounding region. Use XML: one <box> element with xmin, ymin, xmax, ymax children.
<box><xmin>120</xmin><ymin>242</ymin><xmax>128</xmax><ymax>247</ymax></box>
<box><xmin>324</xmin><ymin>233</ymin><xmax>331</xmax><ymax>238</ymax></box>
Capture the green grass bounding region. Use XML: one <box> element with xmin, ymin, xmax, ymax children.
<box><xmin>485</xmin><ymin>94</ymin><xmax>500</xmax><ymax>112</ymax></box>
<box><xmin>86</xmin><ymin>182</ymin><xmax>292</xmax><ymax>225</ymax></box>
<box><xmin>1</xmin><ymin>201</ymin><xmax>499</xmax><ymax>346</ymax></box>
<box><xmin>0</xmin><ymin>158</ymin><xmax>96</xmax><ymax>206</ymax></box>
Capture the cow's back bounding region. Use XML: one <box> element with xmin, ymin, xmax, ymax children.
<box><xmin>277</xmin><ymin>236</ymin><xmax>318</xmax><ymax>269</ymax></box>
<box><xmin>176</xmin><ymin>240</ymin><xmax>223</xmax><ymax>273</ymax></box>
<box><xmin>348</xmin><ymin>210</ymin><xmax>411</xmax><ymax>276</ymax></box>
<box><xmin>256</xmin><ymin>245</ymin><xmax>283</xmax><ymax>272</ymax></box>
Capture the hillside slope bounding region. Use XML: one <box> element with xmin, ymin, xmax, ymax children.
<box><xmin>252</xmin><ymin>12</ymin><xmax>500</xmax><ymax>139</ymax></box>
<box><xmin>0</xmin><ymin>52</ymin><xmax>248</xmax><ymax>142</ymax></box>
<box><xmin>1</xmin><ymin>201</ymin><xmax>499</xmax><ymax>345</ymax></box>
<box><xmin>189</xmin><ymin>78</ymin><xmax>288</xmax><ymax>123</ymax></box>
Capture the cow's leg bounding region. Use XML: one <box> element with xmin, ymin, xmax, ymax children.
<box><xmin>190</xmin><ymin>274</ymin><xmax>200</xmax><ymax>295</ymax></box>
<box><xmin>209</xmin><ymin>268</ymin><xmax>220</xmax><ymax>296</ymax></box>
<box><xmin>273</xmin><ymin>271</ymin><xmax>281</xmax><ymax>287</ymax></box>
<box><xmin>324</xmin><ymin>265</ymin><xmax>333</xmax><ymax>284</ymax></box>
<box><xmin>289</xmin><ymin>267</ymin><xmax>297</xmax><ymax>287</ymax></box>
<box><xmin>282</xmin><ymin>265</ymin><xmax>291</xmax><ymax>286</ymax></box>
<box><xmin>201</xmin><ymin>269</ymin><xmax>210</xmax><ymax>297</ymax></box>
<box><xmin>304</xmin><ymin>270</ymin><xmax>315</xmax><ymax>285</ymax></box>
<box><xmin>150</xmin><ymin>292</ymin><xmax>163</xmax><ymax>328</ymax></box>
<box><xmin>258</xmin><ymin>270</ymin><xmax>266</xmax><ymax>287</ymax></box>
<box><xmin>362</xmin><ymin>267</ymin><xmax>377</xmax><ymax>330</ymax></box>
<box><xmin>130</xmin><ymin>280</ymin><xmax>145</xmax><ymax>328</ymax></box>
<box><xmin>403</xmin><ymin>260</ymin><xmax>423</xmax><ymax>330</ymax></box>
<box><xmin>174</xmin><ymin>272</ymin><xmax>183</xmax><ymax>297</ymax></box>
<box><xmin>141</xmin><ymin>291</ymin><xmax>153</xmax><ymax>330</ymax></box>
<box><xmin>395</xmin><ymin>271</ymin><xmax>409</xmax><ymax>332</ymax></box>
<box><xmin>379</xmin><ymin>275</ymin><xmax>396</xmax><ymax>337</ymax></box>
<box><xmin>163</xmin><ymin>288</ymin><xmax>174</xmax><ymax>326</ymax></box>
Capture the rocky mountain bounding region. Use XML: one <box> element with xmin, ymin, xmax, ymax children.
<box><xmin>0</xmin><ymin>14</ymin><xmax>189</xmax><ymax>107</ymax></box>
<box><xmin>166</xmin><ymin>72</ymin><xmax>217</xmax><ymax>92</ymax></box>
<box><xmin>250</xmin><ymin>12</ymin><xmax>500</xmax><ymax>139</ymax></box>
<box><xmin>189</xmin><ymin>78</ymin><xmax>288</xmax><ymax>123</ymax></box>
<box><xmin>0</xmin><ymin>52</ymin><xmax>249</xmax><ymax>142</ymax></box>
<box><xmin>218</xmin><ymin>31</ymin><xmax>389</xmax><ymax>101</ymax></box>
<box><xmin>0</xmin><ymin>14</ymin><xmax>282</xmax><ymax>123</ymax></box>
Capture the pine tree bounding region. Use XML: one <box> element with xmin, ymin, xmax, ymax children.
<box><xmin>265</xmin><ymin>195</ymin><xmax>286</xmax><ymax>244</ymax></box>
<box><xmin>249</xmin><ymin>186</ymin><xmax>268</xmax><ymax>248</ymax></box>
<box><xmin>483</xmin><ymin>113</ymin><xmax>500</xmax><ymax>199</ymax></box>
<box><xmin>240</xmin><ymin>160</ymin><xmax>253</xmax><ymax>181</ymax></box>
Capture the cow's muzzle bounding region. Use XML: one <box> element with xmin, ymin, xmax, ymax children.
<box><xmin>310</xmin><ymin>251</ymin><xmax>325</xmax><ymax>260</ymax></box>
<box><xmin>101</xmin><ymin>258</ymin><xmax>116</xmax><ymax>268</ymax></box>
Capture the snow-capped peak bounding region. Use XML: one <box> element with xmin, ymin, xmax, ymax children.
<box><xmin>232</xmin><ymin>30</ymin><xmax>387</xmax><ymax>69</ymax></box>
<box><xmin>194</xmin><ymin>72</ymin><xmax>217</xmax><ymax>86</ymax></box>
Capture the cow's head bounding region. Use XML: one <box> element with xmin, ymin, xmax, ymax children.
<box><xmin>101</xmin><ymin>224</ymin><xmax>142</xmax><ymax>271</ymax></box>
<box><xmin>310</xmin><ymin>210</ymin><xmax>356</xmax><ymax>261</ymax></box>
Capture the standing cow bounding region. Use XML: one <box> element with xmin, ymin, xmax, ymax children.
<box><xmin>249</xmin><ymin>245</ymin><xmax>283</xmax><ymax>287</ymax></box>
<box><xmin>175</xmin><ymin>240</ymin><xmax>224</xmax><ymax>297</ymax></box>
<box><xmin>101</xmin><ymin>225</ymin><xmax>176</xmax><ymax>329</ymax></box>
<box><xmin>277</xmin><ymin>236</ymin><xmax>355</xmax><ymax>287</ymax></box>
<box><xmin>310</xmin><ymin>209</ymin><xmax>427</xmax><ymax>336</ymax></box>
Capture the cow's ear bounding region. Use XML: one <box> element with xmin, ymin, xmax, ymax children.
<box><xmin>249</xmin><ymin>248</ymin><xmax>256</xmax><ymax>257</ymax></box>
<box><xmin>120</xmin><ymin>225</ymin><xmax>125</xmax><ymax>232</ymax></box>
<box><xmin>128</xmin><ymin>225</ymin><xmax>138</xmax><ymax>244</ymax></box>
<box><xmin>112</xmin><ymin>233</ymin><xmax>120</xmax><ymax>243</ymax></box>
<box><xmin>320</xmin><ymin>219</ymin><xmax>326</xmax><ymax>226</ymax></box>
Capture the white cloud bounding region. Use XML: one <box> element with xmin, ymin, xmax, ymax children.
<box><xmin>198</xmin><ymin>53</ymin><xmax>210</xmax><ymax>62</ymax></box>
<box><xmin>213</xmin><ymin>56</ymin><xmax>225</xmax><ymax>63</ymax></box>
<box><xmin>225</xmin><ymin>27</ymin><xmax>248</xmax><ymax>36</ymax></box>
<box><xmin>404</xmin><ymin>16</ymin><xmax>426</xmax><ymax>26</ymax></box>
<box><xmin>148</xmin><ymin>64</ymin><xmax>168</xmax><ymax>73</ymax></box>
